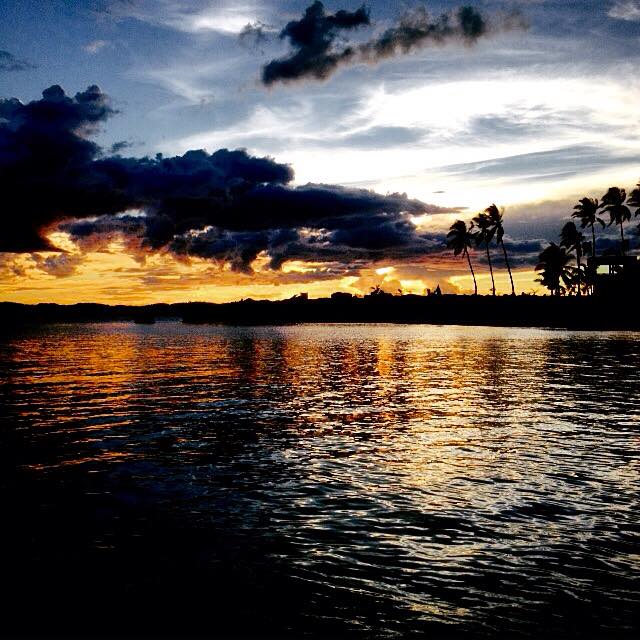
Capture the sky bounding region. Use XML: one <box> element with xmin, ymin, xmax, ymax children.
<box><xmin>1</xmin><ymin>0</ymin><xmax>640</xmax><ymax>304</ymax></box>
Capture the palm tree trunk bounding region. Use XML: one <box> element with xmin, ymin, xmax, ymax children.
<box><xmin>500</xmin><ymin>239</ymin><xmax>515</xmax><ymax>295</ymax></box>
<box><xmin>485</xmin><ymin>243</ymin><xmax>495</xmax><ymax>296</ymax></box>
<box><xmin>620</xmin><ymin>222</ymin><xmax>625</xmax><ymax>256</ymax></box>
<box><xmin>465</xmin><ymin>247</ymin><xmax>477</xmax><ymax>295</ymax></box>
<box><xmin>590</xmin><ymin>222</ymin><xmax>596</xmax><ymax>295</ymax></box>
<box><xmin>576</xmin><ymin>251</ymin><xmax>581</xmax><ymax>297</ymax></box>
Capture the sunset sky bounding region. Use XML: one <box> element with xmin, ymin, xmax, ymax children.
<box><xmin>1</xmin><ymin>0</ymin><xmax>640</xmax><ymax>304</ymax></box>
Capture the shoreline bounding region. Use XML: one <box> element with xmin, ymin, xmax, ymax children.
<box><xmin>2</xmin><ymin>295</ymin><xmax>639</xmax><ymax>330</ymax></box>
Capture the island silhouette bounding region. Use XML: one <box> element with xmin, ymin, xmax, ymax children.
<box><xmin>2</xmin><ymin>285</ymin><xmax>639</xmax><ymax>330</ymax></box>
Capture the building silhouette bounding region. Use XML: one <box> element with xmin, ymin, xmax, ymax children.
<box><xmin>587</xmin><ymin>255</ymin><xmax>640</xmax><ymax>297</ymax></box>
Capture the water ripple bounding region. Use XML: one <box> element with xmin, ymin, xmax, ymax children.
<box><xmin>1</xmin><ymin>322</ymin><xmax>639</xmax><ymax>637</ymax></box>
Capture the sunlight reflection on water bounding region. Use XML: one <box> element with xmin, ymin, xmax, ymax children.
<box><xmin>1</xmin><ymin>322</ymin><xmax>639</xmax><ymax>637</ymax></box>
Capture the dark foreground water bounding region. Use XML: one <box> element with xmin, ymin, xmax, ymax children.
<box><xmin>1</xmin><ymin>322</ymin><xmax>639</xmax><ymax>638</ymax></box>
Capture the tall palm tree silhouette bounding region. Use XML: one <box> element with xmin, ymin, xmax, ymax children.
<box><xmin>627</xmin><ymin>181</ymin><xmax>640</xmax><ymax>212</ymax></box>
<box><xmin>535</xmin><ymin>243</ymin><xmax>573</xmax><ymax>296</ymax></box>
<box><xmin>447</xmin><ymin>220</ymin><xmax>478</xmax><ymax>295</ymax></box>
<box><xmin>472</xmin><ymin>212</ymin><xmax>496</xmax><ymax>296</ymax></box>
<box><xmin>600</xmin><ymin>187</ymin><xmax>632</xmax><ymax>256</ymax></box>
<box><xmin>572</xmin><ymin>197</ymin><xmax>604</xmax><ymax>259</ymax></box>
<box><xmin>627</xmin><ymin>180</ymin><xmax>640</xmax><ymax>235</ymax></box>
<box><xmin>559</xmin><ymin>221</ymin><xmax>585</xmax><ymax>296</ymax></box>
<box><xmin>485</xmin><ymin>204</ymin><xmax>515</xmax><ymax>295</ymax></box>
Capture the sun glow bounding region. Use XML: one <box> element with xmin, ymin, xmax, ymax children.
<box><xmin>450</xmin><ymin>270</ymin><xmax>544</xmax><ymax>296</ymax></box>
<box><xmin>376</xmin><ymin>266</ymin><xmax>395</xmax><ymax>275</ymax></box>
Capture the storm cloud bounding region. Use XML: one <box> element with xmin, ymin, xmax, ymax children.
<box><xmin>357</xmin><ymin>5</ymin><xmax>487</xmax><ymax>62</ymax></box>
<box><xmin>262</xmin><ymin>1</ymin><xmax>370</xmax><ymax>85</ymax></box>
<box><xmin>0</xmin><ymin>84</ymin><xmax>116</xmax><ymax>251</ymax></box>
<box><xmin>1</xmin><ymin>84</ymin><xmax>455</xmax><ymax>272</ymax></box>
<box><xmin>261</xmin><ymin>2</ymin><xmax>525</xmax><ymax>85</ymax></box>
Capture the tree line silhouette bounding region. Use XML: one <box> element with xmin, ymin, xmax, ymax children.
<box><xmin>447</xmin><ymin>181</ymin><xmax>640</xmax><ymax>296</ymax></box>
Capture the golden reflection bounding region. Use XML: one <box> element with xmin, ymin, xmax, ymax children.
<box><xmin>375</xmin><ymin>337</ymin><xmax>394</xmax><ymax>378</ymax></box>
<box><xmin>7</xmin><ymin>325</ymin><xmax>638</xmax><ymax>534</ymax></box>
<box><xmin>24</xmin><ymin>450</ymin><xmax>131</xmax><ymax>471</ymax></box>
<box><xmin>3</xmin><ymin>322</ymin><xmax>639</xmax><ymax>635</ymax></box>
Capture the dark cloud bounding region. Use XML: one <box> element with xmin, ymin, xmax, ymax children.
<box><xmin>32</xmin><ymin>253</ymin><xmax>83</xmax><ymax>277</ymax></box>
<box><xmin>260</xmin><ymin>2</ymin><xmax>526</xmax><ymax>85</ymax></box>
<box><xmin>108</xmin><ymin>140</ymin><xmax>134</xmax><ymax>154</ymax></box>
<box><xmin>0</xmin><ymin>84</ymin><xmax>116</xmax><ymax>251</ymax></box>
<box><xmin>169</xmin><ymin>227</ymin><xmax>291</xmax><ymax>273</ymax></box>
<box><xmin>498</xmin><ymin>237</ymin><xmax>546</xmax><ymax>267</ymax></box>
<box><xmin>214</xmin><ymin>183</ymin><xmax>430</xmax><ymax>231</ymax></box>
<box><xmin>2</xmin><ymin>84</ymin><xmax>456</xmax><ymax>274</ymax></box>
<box><xmin>0</xmin><ymin>50</ymin><xmax>35</xmax><ymax>72</ymax></box>
<box><xmin>62</xmin><ymin>183</ymin><xmax>452</xmax><ymax>272</ymax></box>
<box><xmin>357</xmin><ymin>5</ymin><xmax>486</xmax><ymax>62</ymax></box>
<box><xmin>262</xmin><ymin>1</ymin><xmax>370</xmax><ymax>85</ymax></box>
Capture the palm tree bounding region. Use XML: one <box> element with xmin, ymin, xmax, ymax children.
<box><xmin>535</xmin><ymin>243</ymin><xmax>573</xmax><ymax>296</ymax></box>
<box><xmin>600</xmin><ymin>187</ymin><xmax>632</xmax><ymax>255</ymax></box>
<box><xmin>627</xmin><ymin>180</ymin><xmax>640</xmax><ymax>215</ymax></box>
<box><xmin>472</xmin><ymin>212</ymin><xmax>496</xmax><ymax>296</ymax></box>
<box><xmin>559</xmin><ymin>221</ymin><xmax>585</xmax><ymax>296</ymax></box>
<box><xmin>627</xmin><ymin>181</ymin><xmax>640</xmax><ymax>238</ymax></box>
<box><xmin>447</xmin><ymin>220</ymin><xmax>478</xmax><ymax>295</ymax></box>
<box><xmin>484</xmin><ymin>204</ymin><xmax>515</xmax><ymax>295</ymax></box>
<box><xmin>572</xmin><ymin>197</ymin><xmax>604</xmax><ymax>259</ymax></box>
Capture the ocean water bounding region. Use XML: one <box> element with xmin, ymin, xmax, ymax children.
<box><xmin>1</xmin><ymin>322</ymin><xmax>639</xmax><ymax>638</ymax></box>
